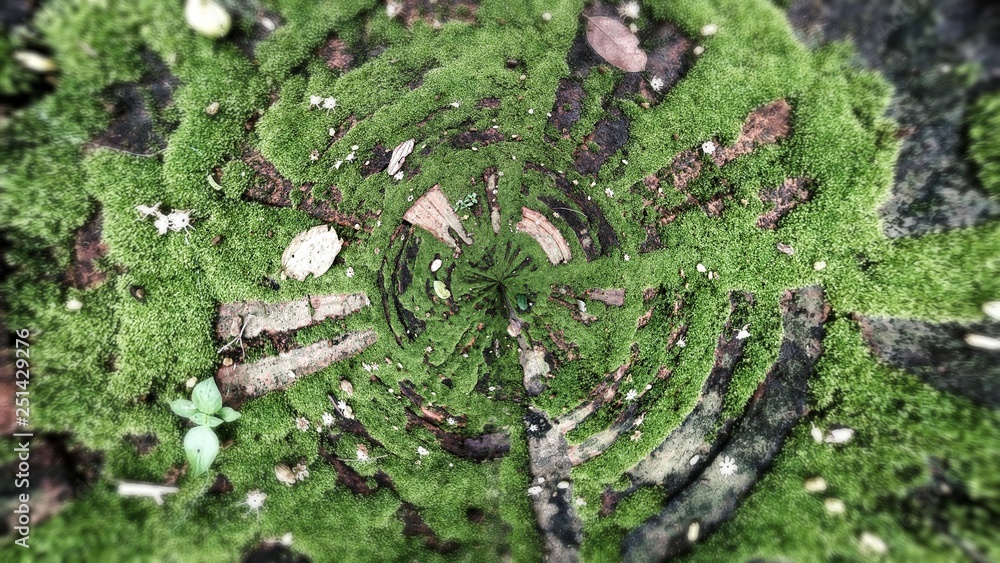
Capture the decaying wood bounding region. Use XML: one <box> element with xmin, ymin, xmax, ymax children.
<box><xmin>217</xmin><ymin>330</ymin><xmax>377</xmax><ymax>399</ymax></box>
<box><xmin>525</xmin><ymin>407</ymin><xmax>584</xmax><ymax>563</ymax></box>
<box><xmin>516</xmin><ymin>207</ymin><xmax>572</xmax><ymax>265</ymax></box>
<box><xmin>623</xmin><ymin>287</ymin><xmax>828</xmax><ymax>561</ymax></box>
<box><xmin>519</xmin><ymin>344</ymin><xmax>551</xmax><ymax>397</ymax></box>
<box><xmin>387</xmin><ymin>138</ymin><xmax>415</xmax><ymax>176</ymax></box>
<box><xmin>117</xmin><ymin>481</ymin><xmax>179</xmax><ymax>505</ymax></box>
<box><xmin>757</xmin><ymin>177</ymin><xmax>811</xmax><ymax>229</ymax></box>
<box><xmin>484</xmin><ymin>168</ymin><xmax>502</xmax><ymax>234</ymax></box>
<box><xmin>585</xmin><ymin>288</ymin><xmax>625</xmax><ymax>307</ymax></box>
<box><xmin>215</xmin><ymin>293</ymin><xmax>370</xmax><ymax>340</ymax></box>
<box><xmin>402</xmin><ymin>184</ymin><xmax>473</xmax><ymax>249</ymax></box>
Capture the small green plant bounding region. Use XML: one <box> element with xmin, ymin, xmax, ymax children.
<box><xmin>170</xmin><ymin>378</ymin><xmax>240</xmax><ymax>476</ymax></box>
<box><xmin>453</xmin><ymin>192</ymin><xmax>478</xmax><ymax>211</ymax></box>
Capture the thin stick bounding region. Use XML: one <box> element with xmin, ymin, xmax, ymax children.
<box><xmin>217</xmin><ymin>314</ymin><xmax>254</xmax><ymax>354</ymax></box>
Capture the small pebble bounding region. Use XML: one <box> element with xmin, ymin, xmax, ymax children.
<box><xmin>557</xmin><ymin>481</ymin><xmax>569</xmax><ymax>489</ymax></box>
<box><xmin>687</xmin><ymin>522</ymin><xmax>700</xmax><ymax>542</ymax></box>
<box><xmin>205</xmin><ymin>101</ymin><xmax>220</xmax><ymax>116</ymax></box>
<box><xmin>66</xmin><ymin>298</ymin><xmax>83</xmax><ymax>311</ymax></box>
<box><xmin>859</xmin><ymin>532</ymin><xmax>888</xmax><ymax>555</ymax></box>
<box><xmin>689</xmin><ymin>455</ymin><xmax>700</xmax><ymax>466</ymax></box>
<box><xmin>824</xmin><ymin>497</ymin><xmax>846</xmax><ymax>514</ymax></box>
<box><xmin>804</xmin><ymin>476</ymin><xmax>827</xmax><ymax>493</ymax></box>
<box><xmin>542</xmin><ymin>11</ymin><xmax>552</xmax><ymax>21</ymax></box>
<box><xmin>700</xmin><ymin>23</ymin><xmax>718</xmax><ymax>36</ymax></box>
<box><xmin>693</xmin><ymin>45</ymin><xmax>705</xmax><ymax>56</ymax></box>
<box><xmin>813</xmin><ymin>261</ymin><xmax>827</xmax><ymax>271</ymax></box>
<box><xmin>430</xmin><ymin>258</ymin><xmax>443</xmax><ymax>272</ymax></box>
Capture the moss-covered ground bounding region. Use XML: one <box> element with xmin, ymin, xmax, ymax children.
<box><xmin>0</xmin><ymin>0</ymin><xmax>998</xmax><ymax>561</ymax></box>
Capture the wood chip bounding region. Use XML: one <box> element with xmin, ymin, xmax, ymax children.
<box><xmin>387</xmin><ymin>138</ymin><xmax>415</xmax><ymax>176</ymax></box>
<box><xmin>516</xmin><ymin>207</ymin><xmax>572</xmax><ymax>265</ymax></box>
<box><xmin>280</xmin><ymin>225</ymin><xmax>342</xmax><ymax>281</ymax></box>
<box><xmin>402</xmin><ymin>185</ymin><xmax>473</xmax><ymax>249</ymax></box>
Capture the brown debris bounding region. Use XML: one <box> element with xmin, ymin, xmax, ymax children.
<box><xmin>242</xmin><ymin>149</ymin><xmax>374</xmax><ymax>229</ymax></box>
<box><xmin>573</xmin><ymin>108</ymin><xmax>629</xmax><ymax>176</ymax></box>
<box><xmin>757</xmin><ymin>177</ymin><xmax>811</xmax><ymax>229</ymax></box>
<box><xmin>484</xmin><ymin>168</ymin><xmax>502</xmax><ymax>234</ymax></box>
<box><xmin>712</xmin><ymin>99</ymin><xmax>792</xmax><ymax>167</ymax></box>
<box><xmin>217</xmin><ymin>330</ymin><xmax>378</xmax><ymax>401</ymax></box>
<box><xmin>451</xmin><ymin>126</ymin><xmax>505</xmax><ymax>149</ymax></box>
<box><xmin>585</xmin><ymin>288</ymin><xmax>625</xmax><ymax>307</ymax></box>
<box><xmin>516</xmin><ymin>207</ymin><xmax>572</xmax><ymax>265</ymax></box>
<box><xmin>548</xmin><ymin>79</ymin><xmax>585</xmax><ymax>138</ymax></box>
<box><xmin>402</xmin><ymin>184</ymin><xmax>473</xmax><ymax>250</ymax></box>
<box><xmin>394</xmin><ymin>0</ymin><xmax>478</xmax><ymax>29</ymax></box>
<box><xmin>669</xmin><ymin>147</ymin><xmax>703</xmax><ymax>191</ymax></box>
<box><xmin>215</xmin><ymin>293</ymin><xmax>370</xmax><ymax>341</ymax></box>
<box><xmin>398</xmin><ymin>502</ymin><xmax>460</xmax><ymax>554</ymax></box>
<box><xmin>316</xmin><ymin>37</ymin><xmax>354</xmax><ymax>72</ymax></box>
<box><xmin>67</xmin><ymin>210</ymin><xmax>108</xmax><ymax>289</ymax></box>
<box><xmin>360</xmin><ymin>144</ymin><xmax>392</xmax><ymax>177</ymax></box>
<box><xmin>404</xmin><ymin>410</ymin><xmax>510</xmax><ymax>461</ymax></box>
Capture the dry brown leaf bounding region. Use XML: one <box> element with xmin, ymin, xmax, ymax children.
<box><xmin>280</xmin><ymin>225</ymin><xmax>342</xmax><ymax>281</ymax></box>
<box><xmin>387</xmin><ymin>138</ymin><xmax>415</xmax><ymax>176</ymax></box>
<box><xmin>585</xmin><ymin>16</ymin><xmax>647</xmax><ymax>72</ymax></box>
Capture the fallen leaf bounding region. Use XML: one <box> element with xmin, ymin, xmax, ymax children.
<box><xmin>433</xmin><ymin>280</ymin><xmax>451</xmax><ymax>300</ymax></box>
<box><xmin>280</xmin><ymin>225</ymin><xmax>342</xmax><ymax>281</ymax></box>
<box><xmin>585</xmin><ymin>16</ymin><xmax>647</xmax><ymax>72</ymax></box>
<box><xmin>387</xmin><ymin>138</ymin><xmax>415</xmax><ymax>176</ymax></box>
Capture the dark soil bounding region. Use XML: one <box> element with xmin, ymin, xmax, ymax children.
<box><xmin>66</xmin><ymin>208</ymin><xmax>108</xmax><ymax>289</ymax></box>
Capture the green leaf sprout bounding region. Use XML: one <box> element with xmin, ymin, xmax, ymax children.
<box><xmin>170</xmin><ymin>378</ymin><xmax>240</xmax><ymax>476</ymax></box>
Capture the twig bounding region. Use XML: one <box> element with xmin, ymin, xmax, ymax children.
<box><xmin>117</xmin><ymin>481</ymin><xmax>179</xmax><ymax>505</ymax></box>
<box><xmin>217</xmin><ymin>314</ymin><xmax>254</xmax><ymax>354</ymax></box>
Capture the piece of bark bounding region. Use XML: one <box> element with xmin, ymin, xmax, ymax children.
<box><xmin>215</xmin><ymin>293</ymin><xmax>370</xmax><ymax>340</ymax></box>
<box><xmin>520</xmin><ymin>345</ymin><xmax>551</xmax><ymax>396</ymax></box>
<box><xmin>217</xmin><ymin>330</ymin><xmax>377</xmax><ymax>400</ymax></box>
<box><xmin>484</xmin><ymin>168</ymin><xmax>502</xmax><ymax>234</ymax></box>
<box><xmin>516</xmin><ymin>207</ymin><xmax>572</xmax><ymax>265</ymax></box>
<box><xmin>402</xmin><ymin>185</ymin><xmax>473</xmax><ymax>249</ymax></box>
<box><xmin>757</xmin><ymin>177</ymin><xmax>811</xmax><ymax>229</ymax></box>
<box><xmin>525</xmin><ymin>408</ymin><xmax>584</xmax><ymax>563</ymax></box>
<box><xmin>585</xmin><ymin>288</ymin><xmax>625</xmax><ymax>307</ymax></box>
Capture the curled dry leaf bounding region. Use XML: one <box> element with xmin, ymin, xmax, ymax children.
<box><xmin>387</xmin><ymin>138</ymin><xmax>415</xmax><ymax>176</ymax></box>
<box><xmin>585</xmin><ymin>16</ymin><xmax>647</xmax><ymax>73</ymax></box>
<box><xmin>281</xmin><ymin>225</ymin><xmax>342</xmax><ymax>281</ymax></box>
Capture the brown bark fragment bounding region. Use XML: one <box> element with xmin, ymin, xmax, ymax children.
<box><xmin>585</xmin><ymin>288</ymin><xmax>625</xmax><ymax>307</ymax></box>
<box><xmin>712</xmin><ymin>99</ymin><xmax>792</xmax><ymax>167</ymax></box>
<box><xmin>67</xmin><ymin>210</ymin><xmax>108</xmax><ymax>289</ymax></box>
<box><xmin>217</xmin><ymin>330</ymin><xmax>377</xmax><ymax>400</ymax></box>
<box><xmin>402</xmin><ymin>185</ymin><xmax>473</xmax><ymax>249</ymax></box>
<box><xmin>215</xmin><ymin>293</ymin><xmax>370</xmax><ymax>340</ymax></box>
<box><xmin>516</xmin><ymin>207</ymin><xmax>572</xmax><ymax>265</ymax></box>
<box><xmin>317</xmin><ymin>37</ymin><xmax>354</xmax><ymax>71</ymax></box>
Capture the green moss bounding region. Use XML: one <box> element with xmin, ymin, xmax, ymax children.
<box><xmin>0</xmin><ymin>0</ymin><xmax>997</xmax><ymax>560</ymax></box>
<box><xmin>969</xmin><ymin>91</ymin><xmax>1000</xmax><ymax>196</ymax></box>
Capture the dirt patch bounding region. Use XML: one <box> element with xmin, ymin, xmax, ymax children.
<box><xmin>242</xmin><ymin>543</ymin><xmax>310</xmax><ymax>563</ymax></box>
<box><xmin>0</xmin><ymin>436</ymin><xmax>101</xmax><ymax>537</ymax></box>
<box><xmin>711</xmin><ymin>99</ymin><xmax>792</xmax><ymax>167</ymax></box>
<box><xmin>573</xmin><ymin>108</ymin><xmax>629</xmax><ymax>176</ymax></box>
<box><xmin>404</xmin><ymin>409</ymin><xmax>510</xmax><ymax>461</ymax></box>
<box><xmin>66</xmin><ymin>208</ymin><xmax>108</xmax><ymax>289</ymax></box>
<box><xmin>640</xmin><ymin>20</ymin><xmax>695</xmax><ymax>101</ymax></box>
<box><xmin>242</xmin><ymin>149</ymin><xmax>375</xmax><ymax>229</ymax></box>
<box><xmin>451</xmin><ymin>126</ymin><xmax>505</xmax><ymax>149</ymax></box>
<box><xmin>548</xmin><ymin>79</ymin><xmax>586</xmax><ymax>137</ymax></box>
<box><xmin>757</xmin><ymin>177</ymin><xmax>812</xmax><ymax>229</ymax></box>
<box><xmin>528</xmin><ymin>163</ymin><xmax>620</xmax><ymax>258</ymax></box>
<box><xmin>398</xmin><ymin>502</ymin><xmax>460</xmax><ymax>554</ymax></box>
<box><xmin>316</xmin><ymin>37</ymin><xmax>354</xmax><ymax>72</ymax></box>
<box><xmin>360</xmin><ymin>144</ymin><xmax>392</xmax><ymax>177</ymax></box>
<box><xmin>124</xmin><ymin>433</ymin><xmax>159</xmax><ymax>455</ymax></box>
<box><xmin>856</xmin><ymin>315</ymin><xmax>1000</xmax><ymax>408</ymax></box>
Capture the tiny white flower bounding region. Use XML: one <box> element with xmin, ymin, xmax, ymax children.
<box><xmin>624</xmin><ymin>254</ymin><xmax>630</xmax><ymax>261</ymax></box>
<box><xmin>244</xmin><ymin>490</ymin><xmax>267</xmax><ymax>516</ymax></box>
<box><xmin>337</xmin><ymin>400</ymin><xmax>354</xmax><ymax>420</ymax></box>
<box><xmin>393</xmin><ymin>171</ymin><xmax>404</xmax><ymax>181</ymax></box>
<box><xmin>386</xmin><ymin>0</ymin><xmax>402</xmax><ymax>19</ymax></box>
<box><xmin>574</xmin><ymin>497</ymin><xmax>586</xmax><ymax>506</ymax></box>
<box><xmin>718</xmin><ymin>456</ymin><xmax>738</xmax><ymax>477</ymax></box>
<box><xmin>308</xmin><ymin>95</ymin><xmax>322</xmax><ymax>109</ymax></box>
<box><xmin>334</xmin><ymin>160</ymin><xmax>343</xmax><ymax>170</ymax></box>
<box><xmin>345</xmin><ymin>267</ymin><xmax>355</xmax><ymax>278</ymax></box>
<box><xmin>735</xmin><ymin>325</ymin><xmax>750</xmax><ymax>340</ymax></box>
<box><xmin>417</xmin><ymin>446</ymin><xmax>429</xmax><ymax>456</ymax></box>
<box><xmin>449</xmin><ymin>100</ymin><xmax>461</xmax><ymax>108</ymax></box>
<box><xmin>489</xmin><ymin>386</ymin><xmax>496</xmax><ymax>392</ymax></box>
<box><xmin>166</xmin><ymin>210</ymin><xmax>193</xmax><ymax>232</ymax></box>
<box><xmin>323</xmin><ymin>97</ymin><xmax>337</xmax><ymax>111</ymax></box>
<box><xmin>625</xmin><ymin>389</ymin><xmax>638</xmax><ymax>402</ymax></box>
<box><xmin>322</xmin><ymin>412</ymin><xmax>335</xmax><ymax>426</ymax></box>
<box><xmin>447</xmin><ymin>417</ymin><xmax>456</xmax><ymax>426</ymax></box>
<box><xmin>649</xmin><ymin>76</ymin><xmax>665</xmax><ymax>92</ymax></box>
<box><xmin>605</xmin><ymin>187</ymin><xmax>615</xmax><ymax>198</ymax></box>
<box><xmin>135</xmin><ymin>203</ymin><xmax>161</xmax><ymax>218</ymax></box>
<box><xmin>630</xmin><ymin>429</ymin><xmax>642</xmax><ymax>441</ymax></box>
<box><xmin>153</xmin><ymin>214</ymin><xmax>170</xmax><ymax>235</ymax></box>
<box><xmin>618</xmin><ymin>1</ymin><xmax>641</xmax><ymax>19</ymax></box>
<box><xmin>676</xmin><ymin>338</ymin><xmax>686</xmax><ymax>348</ymax></box>
<box><xmin>702</xmin><ymin>141</ymin><xmax>716</xmax><ymax>155</ymax></box>
<box><xmin>295</xmin><ymin>416</ymin><xmax>310</xmax><ymax>431</ymax></box>
<box><xmin>696</xmin><ymin>263</ymin><xmax>707</xmax><ymax>273</ymax></box>
<box><xmin>293</xmin><ymin>462</ymin><xmax>309</xmax><ymax>481</ymax></box>
<box><xmin>345</xmin><ymin>151</ymin><xmax>356</xmax><ymax>162</ymax></box>
<box><xmin>528</xmin><ymin>424</ymin><xmax>538</xmax><ymax>432</ymax></box>
<box><xmin>527</xmin><ymin>486</ymin><xmax>543</xmax><ymax>496</ymax></box>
